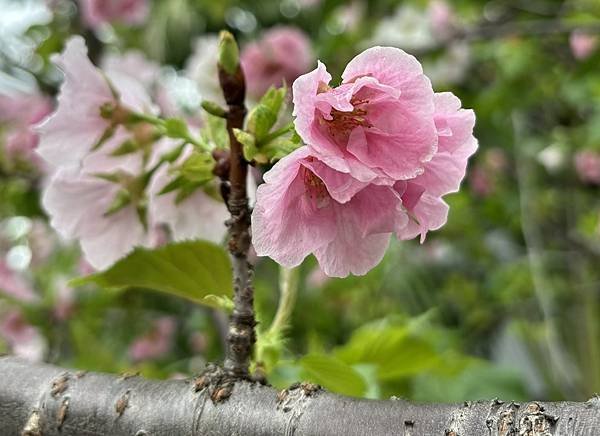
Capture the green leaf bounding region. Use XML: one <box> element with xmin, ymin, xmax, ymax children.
<box><xmin>246</xmin><ymin>87</ymin><xmax>287</xmax><ymax>141</ymax></box>
<box><xmin>179</xmin><ymin>151</ymin><xmax>215</xmax><ymax>183</ymax></box>
<box><xmin>164</xmin><ymin>118</ymin><xmax>191</xmax><ymax>139</ymax></box>
<box><xmin>71</xmin><ymin>241</ymin><xmax>232</xmax><ymax>309</ymax></box>
<box><xmin>202</xmin><ymin>113</ymin><xmax>229</xmax><ymax>149</ymax></box>
<box><xmin>335</xmin><ymin>321</ymin><xmax>439</xmax><ymax>381</ymax></box>
<box><xmin>261</xmin><ymin>136</ymin><xmax>301</xmax><ymax>163</ymax></box>
<box><xmin>299</xmin><ymin>354</ymin><xmax>367</xmax><ymax>397</ymax></box>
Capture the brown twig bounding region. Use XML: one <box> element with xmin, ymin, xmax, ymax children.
<box><xmin>217</xmin><ymin>48</ymin><xmax>256</xmax><ymax>379</ymax></box>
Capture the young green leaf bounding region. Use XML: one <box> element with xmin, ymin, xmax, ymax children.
<box><xmin>299</xmin><ymin>354</ymin><xmax>367</xmax><ymax>397</ymax></box>
<box><xmin>71</xmin><ymin>241</ymin><xmax>232</xmax><ymax>310</ymax></box>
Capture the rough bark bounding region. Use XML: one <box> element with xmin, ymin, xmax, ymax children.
<box><xmin>1</xmin><ymin>356</ymin><xmax>599</xmax><ymax>436</ymax></box>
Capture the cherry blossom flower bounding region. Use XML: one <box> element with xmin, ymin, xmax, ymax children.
<box><xmin>36</xmin><ymin>36</ymin><xmax>153</xmax><ymax>167</ymax></box>
<box><xmin>292</xmin><ymin>46</ymin><xmax>438</xmax><ymax>181</ymax></box>
<box><xmin>241</xmin><ymin>26</ymin><xmax>313</xmax><ymax>98</ymax></box>
<box><xmin>184</xmin><ymin>35</ymin><xmax>224</xmax><ymax>106</ymax></box>
<box><xmin>0</xmin><ymin>260</ymin><xmax>37</xmax><ymax>302</ymax></box>
<box><xmin>78</xmin><ymin>0</ymin><xmax>149</xmax><ymax>29</ymax></box>
<box><xmin>252</xmin><ymin>147</ymin><xmax>406</xmax><ymax>277</ymax></box>
<box><xmin>570</xmin><ymin>31</ymin><xmax>598</xmax><ymax>61</ymax></box>
<box><xmin>42</xmin><ymin>129</ymin><xmax>152</xmax><ymax>270</ymax></box>
<box><xmin>0</xmin><ymin>310</ymin><xmax>47</xmax><ymax>361</ymax></box>
<box><xmin>129</xmin><ymin>316</ymin><xmax>176</xmax><ymax>362</ymax></box>
<box><xmin>0</xmin><ymin>92</ymin><xmax>52</xmax><ymax>170</ymax></box>
<box><xmin>255</xmin><ymin>51</ymin><xmax>477</xmax><ymax>277</ymax></box>
<box><xmin>575</xmin><ymin>150</ymin><xmax>600</xmax><ymax>185</ymax></box>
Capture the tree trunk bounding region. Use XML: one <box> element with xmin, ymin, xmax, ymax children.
<box><xmin>1</xmin><ymin>356</ymin><xmax>599</xmax><ymax>435</ymax></box>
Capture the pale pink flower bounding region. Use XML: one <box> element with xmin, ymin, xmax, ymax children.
<box><xmin>241</xmin><ymin>26</ymin><xmax>313</xmax><ymax>98</ymax></box>
<box><xmin>102</xmin><ymin>50</ymin><xmax>160</xmax><ymax>90</ymax></box>
<box><xmin>570</xmin><ymin>31</ymin><xmax>598</xmax><ymax>60</ymax></box>
<box><xmin>148</xmin><ymin>144</ymin><xmax>229</xmax><ymax>243</ymax></box>
<box><xmin>292</xmin><ymin>46</ymin><xmax>438</xmax><ymax>182</ymax></box>
<box><xmin>0</xmin><ymin>310</ymin><xmax>46</xmax><ymax>361</ymax></box>
<box><xmin>184</xmin><ymin>35</ymin><xmax>224</xmax><ymax>106</ymax></box>
<box><xmin>78</xmin><ymin>0</ymin><xmax>149</xmax><ymax>29</ymax></box>
<box><xmin>575</xmin><ymin>150</ymin><xmax>600</xmax><ymax>185</ymax></box>
<box><xmin>52</xmin><ymin>278</ymin><xmax>75</xmax><ymax>321</ymax></box>
<box><xmin>428</xmin><ymin>0</ymin><xmax>455</xmax><ymax>40</ymax></box>
<box><xmin>36</xmin><ymin>36</ymin><xmax>152</xmax><ymax>167</ymax></box>
<box><xmin>129</xmin><ymin>316</ymin><xmax>176</xmax><ymax>362</ymax></box>
<box><xmin>0</xmin><ymin>261</ymin><xmax>37</xmax><ymax>302</ymax></box>
<box><xmin>0</xmin><ymin>92</ymin><xmax>52</xmax><ymax>170</ymax></box>
<box><xmin>42</xmin><ymin>129</ymin><xmax>152</xmax><ymax>270</ymax></box>
<box><xmin>252</xmin><ymin>147</ymin><xmax>406</xmax><ymax>277</ymax></box>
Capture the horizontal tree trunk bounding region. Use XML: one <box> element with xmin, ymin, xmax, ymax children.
<box><xmin>1</xmin><ymin>356</ymin><xmax>599</xmax><ymax>436</ymax></box>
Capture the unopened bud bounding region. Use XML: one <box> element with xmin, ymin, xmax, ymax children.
<box><xmin>202</xmin><ymin>100</ymin><xmax>227</xmax><ymax>118</ymax></box>
<box><xmin>218</xmin><ymin>30</ymin><xmax>240</xmax><ymax>76</ymax></box>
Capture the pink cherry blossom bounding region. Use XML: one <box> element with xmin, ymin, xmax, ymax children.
<box><xmin>0</xmin><ymin>92</ymin><xmax>52</xmax><ymax>170</ymax></box>
<box><xmin>0</xmin><ymin>261</ymin><xmax>38</xmax><ymax>302</ymax></box>
<box><xmin>241</xmin><ymin>26</ymin><xmax>313</xmax><ymax>98</ymax></box>
<box><xmin>36</xmin><ymin>36</ymin><xmax>153</xmax><ymax>167</ymax></box>
<box><xmin>42</xmin><ymin>129</ymin><xmax>152</xmax><ymax>270</ymax></box>
<box><xmin>78</xmin><ymin>0</ymin><xmax>149</xmax><ymax>29</ymax></box>
<box><xmin>252</xmin><ymin>147</ymin><xmax>406</xmax><ymax>277</ymax></box>
<box><xmin>292</xmin><ymin>46</ymin><xmax>438</xmax><ymax>182</ymax></box>
<box><xmin>149</xmin><ymin>144</ymin><xmax>229</xmax><ymax>243</ymax></box>
<box><xmin>395</xmin><ymin>92</ymin><xmax>477</xmax><ymax>242</ymax></box>
<box><xmin>575</xmin><ymin>150</ymin><xmax>600</xmax><ymax>185</ymax></box>
<box><xmin>129</xmin><ymin>316</ymin><xmax>176</xmax><ymax>362</ymax></box>
<box><xmin>428</xmin><ymin>0</ymin><xmax>455</xmax><ymax>40</ymax></box>
<box><xmin>570</xmin><ymin>31</ymin><xmax>598</xmax><ymax>61</ymax></box>
<box><xmin>0</xmin><ymin>310</ymin><xmax>46</xmax><ymax>361</ymax></box>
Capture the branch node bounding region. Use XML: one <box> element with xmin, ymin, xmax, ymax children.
<box><xmin>50</xmin><ymin>373</ymin><xmax>70</xmax><ymax>397</ymax></box>
<box><xmin>115</xmin><ymin>389</ymin><xmax>131</xmax><ymax>417</ymax></box>
<box><xmin>21</xmin><ymin>410</ymin><xmax>41</xmax><ymax>436</ymax></box>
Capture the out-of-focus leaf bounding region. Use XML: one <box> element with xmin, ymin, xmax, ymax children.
<box><xmin>335</xmin><ymin>322</ymin><xmax>440</xmax><ymax>380</ymax></box>
<box><xmin>71</xmin><ymin>241</ymin><xmax>232</xmax><ymax>309</ymax></box>
<box><xmin>299</xmin><ymin>353</ymin><xmax>367</xmax><ymax>397</ymax></box>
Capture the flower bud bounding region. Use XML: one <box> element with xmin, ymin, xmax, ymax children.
<box><xmin>218</xmin><ymin>30</ymin><xmax>240</xmax><ymax>76</ymax></box>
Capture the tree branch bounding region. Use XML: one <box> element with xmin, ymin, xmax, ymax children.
<box><xmin>1</xmin><ymin>356</ymin><xmax>599</xmax><ymax>436</ymax></box>
<box><xmin>217</xmin><ymin>33</ymin><xmax>256</xmax><ymax>379</ymax></box>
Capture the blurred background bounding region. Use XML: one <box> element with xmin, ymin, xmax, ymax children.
<box><xmin>1</xmin><ymin>0</ymin><xmax>600</xmax><ymax>402</ymax></box>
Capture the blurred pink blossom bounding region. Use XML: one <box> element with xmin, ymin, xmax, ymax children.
<box><xmin>42</xmin><ymin>129</ymin><xmax>153</xmax><ymax>270</ymax></box>
<box><xmin>53</xmin><ymin>279</ymin><xmax>75</xmax><ymax>321</ymax></box>
<box><xmin>0</xmin><ymin>310</ymin><xmax>46</xmax><ymax>361</ymax></box>
<box><xmin>241</xmin><ymin>26</ymin><xmax>313</xmax><ymax>98</ymax></box>
<box><xmin>0</xmin><ymin>93</ymin><xmax>52</xmax><ymax>170</ymax></box>
<box><xmin>129</xmin><ymin>316</ymin><xmax>176</xmax><ymax>362</ymax></box>
<box><xmin>78</xmin><ymin>0</ymin><xmax>149</xmax><ymax>29</ymax></box>
<box><xmin>575</xmin><ymin>150</ymin><xmax>600</xmax><ymax>185</ymax></box>
<box><xmin>36</xmin><ymin>36</ymin><xmax>153</xmax><ymax>167</ymax></box>
<box><xmin>428</xmin><ymin>0</ymin><xmax>455</xmax><ymax>40</ymax></box>
<box><xmin>570</xmin><ymin>31</ymin><xmax>598</xmax><ymax>60</ymax></box>
<box><xmin>0</xmin><ymin>261</ymin><xmax>37</xmax><ymax>302</ymax></box>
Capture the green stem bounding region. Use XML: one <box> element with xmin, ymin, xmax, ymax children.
<box><xmin>269</xmin><ymin>266</ymin><xmax>300</xmax><ymax>337</ymax></box>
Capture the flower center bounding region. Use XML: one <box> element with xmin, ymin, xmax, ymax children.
<box><xmin>321</xmin><ymin>96</ymin><xmax>371</xmax><ymax>145</ymax></box>
<box><xmin>301</xmin><ymin>163</ymin><xmax>330</xmax><ymax>209</ymax></box>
